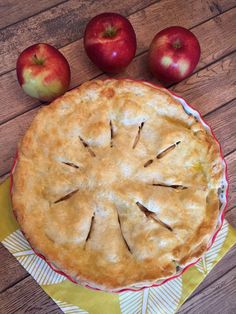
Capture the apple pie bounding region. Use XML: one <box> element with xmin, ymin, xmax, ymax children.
<box><xmin>12</xmin><ymin>79</ymin><xmax>224</xmax><ymax>291</ymax></box>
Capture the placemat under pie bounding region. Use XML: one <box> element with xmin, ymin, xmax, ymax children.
<box><xmin>1</xmin><ymin>178</ymin><xmax>236</xmax><ymax>313</ymax></box>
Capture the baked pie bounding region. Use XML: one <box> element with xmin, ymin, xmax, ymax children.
<box><xmin>12</xmin><ymin>79</ymin><xmax>224</xmax><ymax>291</ymax></box>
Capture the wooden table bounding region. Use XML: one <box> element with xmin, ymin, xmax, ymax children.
<box><xmin>0</xmin><ymin>0</ymin><xmax>235</xmax><ymax>313</ymax></box>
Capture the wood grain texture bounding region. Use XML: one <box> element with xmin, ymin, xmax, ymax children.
<box><xmin>226</xmin><ymin>207</ymin><xmax>236</xmax><ymax>229</ymax></box>
<box><xmin>0</xmin><ymin>244</ymin><xmax>28</xmax><ymax>293</ymax></box>
<box><xmin>0</xmin><ymin>0</ymin><xmax>66</xmax><ymax>29</ymax></box>
<box><xmin>205</xmin><ymin>99</ymin><xmax>236</xmax><ymax>156</ymax></box>
<box><xmin>0</xmin><ymin>276</ymin><xmax>62</xmax><ymax>314</ymax></box>
<box><xmin>0</xmin><ymin>108</ymin><xmax>39</xmax><ymax>176</ymax></box>
<box><xmin>193</xmin><ymin>7</ymin><xmax>236</xmax><ymax>69</ymax></box>
<box><xmin>0</xmin><ymin>0</ymin><xmax>156</xmax><ymax>75</ymax></box>
<box><xmin>171</xmin><ymin>52</ymin><xmax>236</xmax><ymax>115</ymax></box>
<box><xmin>1</xmin><ymin>3</ymin><xmax>236</xmax><ymax>125</ymax></box>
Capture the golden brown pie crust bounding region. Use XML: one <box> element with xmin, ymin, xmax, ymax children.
<box><xmin>12</xmin><ymin>79</ymin><xmax>223</xmax><ymax>290</ymax></box>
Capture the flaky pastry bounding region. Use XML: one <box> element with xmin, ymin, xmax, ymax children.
<box><xmin>12</xmin><ymin>79</ymin><xmax>224</xmax><ymax>291</ymax></box>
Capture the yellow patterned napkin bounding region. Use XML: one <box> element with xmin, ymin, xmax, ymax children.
<box><xmin>1</xmin><ymin>178</ymin><xmax>236</xmax><ymax>314</ymax></box>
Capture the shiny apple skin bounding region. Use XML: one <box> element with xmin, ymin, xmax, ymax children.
<box><xmin>84</xmin><ymin>13</ymin><xmax>137</xmax><ymax>73</ymax></box>
<box><xmin>16</xmin><ymin>43</ymin><xmax>71</xmax><ymax>102</ymax></box>
<box><xmin>148</xmin><ymin>26</ymin><xmax>201</xmax><ymax>83</ymax></box>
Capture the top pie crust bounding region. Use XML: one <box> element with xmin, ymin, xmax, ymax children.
<box><xmin>12</xmin><ymin>79</ymin><xmax>223</xmax><ymax>291</ymax></box>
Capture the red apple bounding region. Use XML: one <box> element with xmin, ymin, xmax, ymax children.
<box><xmin>84</xmin><ymin>13</ymin><xmax>136</xmax><ymax>73</ymax></box>
<box><xmin>148</xmin><ymin>26</ymin><xmax>201</xmax><ymax>83</ymax></box>
<box><xmin>16</xmin><ymin>43</ymin><xmax>71</xmax><ymax>102</ymax></box>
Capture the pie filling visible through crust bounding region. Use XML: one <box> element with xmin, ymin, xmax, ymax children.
<box><xmin>12</xmin><ymin>79</ymin><xmax>224</xmax><ymax>291</ymax></box>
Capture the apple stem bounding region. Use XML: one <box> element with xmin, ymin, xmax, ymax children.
<box><xmin>32</xmin><ymin>54</ymin><xmax>44</xmax><ymax>65</ymax></box>
<box><xmin>173</xmin><ymin>39</ymin><xmax>182</xmax><ymax>49</ymax></box>
<box><xmin>103</xmin><ymin>25</ymin><xmax>117</xmax><ymax>38</ymax></box>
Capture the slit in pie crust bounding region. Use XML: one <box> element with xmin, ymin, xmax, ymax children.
<box><xmin>12</xmin><ymin>79</ymin><xmax>224</xmax><ymax>291</ymax></box>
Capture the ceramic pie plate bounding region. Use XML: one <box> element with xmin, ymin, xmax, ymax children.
<box><xmin>10</xmin><ymin>79</ymin><xmax>228</xmax><ymax>293</ymax></box>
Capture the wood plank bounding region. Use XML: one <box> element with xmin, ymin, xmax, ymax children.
<box><xmin>1</xmin><ymin>6</ymin><xmax>236</xmax><ymax>125</ymax></box>
<box><xmin>171</xmin><ymin>52</ymin><xmax>236</xmax><ymax>115</ymax></box>
<box><xmin>126</xmin><ymin>0</ymin><xmax>236</xmax><ymax>58</ymax></box>
<box><xmin>225</xmin><ymin>151</ymin><xmax>236</xmax><ymax>214</ymax></box>
<box><xmin>204</xmin><ymin>99</ymin><xmax>236</xmax><ymax>156</ymax></box>
<box><xmin>226</xmin><ymin>207</ymin><xmax>236</xmax><ymax>228</ymax></box>
<box><xmin>193</xmin><ymin>7</ymin><xmax>236</xmax><ymax>70</ymax></box>
<box><xmin>0</xmin><ymin>0</ymin><xmax>66</xmax><ymax>29</ymax></box>
<box><xmin>0</xmin><ymin>244</ymin><xmax>28</xmax><ymax>293</ymax></box>
<box><xmin>177</xmin><ymin>245</ymin><xmax>236</xmax><ymax>313</ymax></box>
<box><xmin>0</xmin><ymin>108</ymin><xmax>39</xmax><ymax>177</ymax></box>
<box><xmin>0</xmin><ymin>276</ymin><xmax>62</xmax><ymax>314</ymax></box>
<box><xmin>0</xmin><ymin>0</ymin><xmax>156</xmax><ymax>75</ymax></box>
